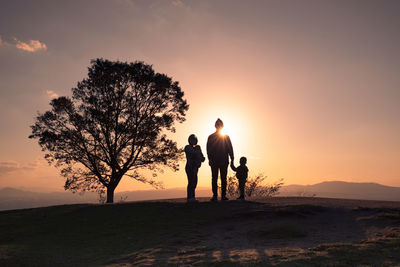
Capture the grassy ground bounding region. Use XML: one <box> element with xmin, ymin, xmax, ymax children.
<box><xmin>1</xmin><ymin>198</ymin><xmax>400</xmax><ymax>266</ymax></box>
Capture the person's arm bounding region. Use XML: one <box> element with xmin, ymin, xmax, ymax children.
<box><xmin>226</xmin><ymin>135</ymin><xmax>234</xmax><ymax>162</ymax></box>
<box><xmin>230</xmin><ymin>162</ymin><xmax>237</xmax><ymax>171</ymax></box>
<box><xmin>198</xmin><ymin>146</ymin><xmax>206</xmax><ymax>162</ymax></box>
<box><xmin>184</xmin><ymin>145</ymin><xmax>195</xmax><ymax>161</ymax></box>
<box><xmin>194</xmin><ymin>145</ymin><xmax>205</xmax><ymax>162</ymax></box>
<box><xmin>206</xmin><ymin>136</ymin><xmax>212</xmax><ymax>165</ymax></box>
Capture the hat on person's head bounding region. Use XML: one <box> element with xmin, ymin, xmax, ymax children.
<box><xmin>215</xmin><ymin>118</ymin><xmax>224</xmax><ymax>129</ymax></box>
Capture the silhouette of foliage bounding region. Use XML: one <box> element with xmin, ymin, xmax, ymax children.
<box><xmin>29</xmin><ymin>59</ymin><xmax>188</xmax><ymax>203</ymax></box>
<box><xmin>226</xmin><ymin>175</ymin><xmax>239</xmax><ymax>198</ymax></box>
<box><xmin>225</xmin><ymin>174</ymin><xmax>284</xmax><ymax>199</ymax></box>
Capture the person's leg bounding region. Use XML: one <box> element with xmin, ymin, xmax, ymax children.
<box><xmin>211</xmin><ymin>165</ymin><xmax>219</xmax><ymax>198</ymax></box>
<box><xmin>193</xmin><ymin>168</ymin><xmax>198</xmax><ymax>199</ymax></box>
<box><xmin>186</xmin><ymin>165</ymin><xmax>192</xmax><ymax>200</ymax></box>
<box><xmin>239</xmin><ymin>179</ymin><xmax>245</xmax><ymax>199</ymax></box>
<box><xmin>187</xmin><ymin>166</ymin><xmax>198</xmax><ymax>200</ymax></box>
<box><xmin>211</xmin><ymin>165</ymin><xmax>218</xmax><ymax>200</ymax></box>
<box><xmin>220</xmin><ymin>165</ymin><xmax>228</xmax><ymax>199</ymax></box>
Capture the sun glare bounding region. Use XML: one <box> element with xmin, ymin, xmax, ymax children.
<box><xmin>219</xmin><ymin>127</ymin><xmax>227</xmax><ymax>136</ymax></box>
<box><xmin>213</xmin><ymin>119</ymin><xmax>241</xmax><ymax>146</ymax></box>
<box><xmin>193</xmin><ymin>107</ymin><xmax>251</xmax><ymax>162</ymax></box>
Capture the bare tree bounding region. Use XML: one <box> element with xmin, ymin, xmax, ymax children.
<box><xmin>29</xmin><ymin>59</ymin><xmax>189</xmax><ymax>203</ymax></box>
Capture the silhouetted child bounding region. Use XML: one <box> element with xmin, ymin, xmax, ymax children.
<box><xmin>184</xmin><ymin>134</ymin><xmax>205</xmax><ymax>202</ymax></box>
<box><xmin>230</xmin><ymin>157</ymin><xmax>249</xmax><ymax>200</ymax></box>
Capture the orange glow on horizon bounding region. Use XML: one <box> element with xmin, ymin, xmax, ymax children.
<box><xmin>1</xmin><ymin>1</ymin><xmax>400</xmax><ymax>193</ymax></box>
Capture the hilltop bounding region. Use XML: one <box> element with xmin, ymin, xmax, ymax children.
<box><xmin>1</xmin><ymin>197</ymin><xmax>400</xmax><ymax>266</ymax></box>
<box><xmin>2</xmin><ymin>181</ymin><xmax>400</xmax><ymax>211</ymax></box>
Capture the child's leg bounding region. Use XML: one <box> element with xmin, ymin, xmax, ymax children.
<box><xmin>239</xmin><ymin>179</ymin><xmax>245</xmax><ymax>198</ymax></box>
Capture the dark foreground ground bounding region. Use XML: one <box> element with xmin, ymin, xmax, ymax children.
<box><xmin>1</xmin><ymin>197</ymin><xmax>400</xmax><ymax>266</ymax></box>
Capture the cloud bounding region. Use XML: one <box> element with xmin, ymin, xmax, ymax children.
<box><xmin>14</xmin><ymin>38</ymin><xmax>47</xmax><ymax>52</ymax></box>
<box><xmin>0</xmin><ymin>161</ymin><xmax>33</xmax><ymax>174</ymax></box>
<box><xmin>171</xmin><ymin>0</ymin><xmax>184</xmax><ymax>7</ymax></box>
<box><xmin>0</xmin><ymin>160</ymin><xmax>39</xmax><ymax>175</ymax></box>
<box><xmin>45</xmin><ymin>90</ymin><xmax>59</xmax><ymax>98</ymax></box>
<box><xmin>0</xmin><ymin>161</ymin><xmax>19</xmax><ymax>174</ymax></box>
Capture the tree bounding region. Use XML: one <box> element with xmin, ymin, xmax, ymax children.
<box><xmin>29</xmin><ymin>59</ymin><xmax>189</xmax><ymax>203</ymax></box>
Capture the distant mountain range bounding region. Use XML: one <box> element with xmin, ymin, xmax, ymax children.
<box><xmin>280</xmin><ymin>181</ymin><xmax>400</xmax><ymax>201</ymax></box>
<box><xmin>1</xmin><ymin>181</ymin><xmax>400</xmax><ymax>211</ymax></box>
<box><xmin>0</xmin><ymin>187</ymin><xmax>210</xmax><ymax>211</ymax></box>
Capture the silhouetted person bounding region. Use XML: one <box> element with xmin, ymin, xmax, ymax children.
<box><xmin>207</xmin><ymin>118</ymin><xmax>234</xmax><ymax>201</ymax></box>
<box><xmin>185</xmin><ymin>134</ymin><xmax>205</xmax><ymax>203</ymax></box>
<box><xmin>231</xmin><ymin>157</ymin><xmax>249</xmax><ymax>200</ymax></box>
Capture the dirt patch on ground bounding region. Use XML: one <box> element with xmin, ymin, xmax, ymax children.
<box><xmin>109</xmin><ymin>197</ymin><xmax>400</xmax><ymax>266</ymax></box>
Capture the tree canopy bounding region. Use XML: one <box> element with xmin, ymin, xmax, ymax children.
<box><xmin>29</xmin><ymin>59</ymin><xmax>189</xmax><ymax>203</ymax></box>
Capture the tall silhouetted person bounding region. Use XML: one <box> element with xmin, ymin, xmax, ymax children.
<box><xmin>231</xmin><ymin>157</ymin><xmax>249</xmax><ymax>200</ymax></box>
<box><xmin>185</xmin><ymin>134</ymin><xmax>205</xmax><ymax>203</ymax></box>
<box><xmin>207</xmin><ymin>118</ymin><xmax>234</xmax><ymax>201</ymax></box>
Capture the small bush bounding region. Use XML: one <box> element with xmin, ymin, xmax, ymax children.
<box><xmin>223</xmin><ymin>174</ymin><xmax>284</xmax><ymax>199</ymax></box>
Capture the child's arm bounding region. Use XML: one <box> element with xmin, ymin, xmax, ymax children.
<box><xmin>230</xmin><ymin>161</ymin><xmax>237</xmax><ymax>171</ymax></box>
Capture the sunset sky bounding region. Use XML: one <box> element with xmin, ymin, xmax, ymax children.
<box><xmin>0</xmin><ymin>0</ymin><xmax>399</xmax><ymax>192</ymax></box>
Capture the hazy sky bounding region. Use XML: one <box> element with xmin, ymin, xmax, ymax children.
<box><xmin>0</xmin><ymin>0</ymin><xmax>399</xmax><ymax>192</ymax></box>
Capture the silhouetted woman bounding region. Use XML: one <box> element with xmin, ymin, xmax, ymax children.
<box><xmin>185</xmin><ymin>134</ymin><xmax>205</xmax><ymax>203</ymax></box>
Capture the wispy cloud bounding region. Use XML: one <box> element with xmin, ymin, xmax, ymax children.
<box><xmin>14</xmin><ymin>38</ymin><xmax>47</xmax><ymax>52</ymax></box>
<box><xmin>45</xmin><ymin>90</ymin><xmax>59</xmax><ymax>98</ymax></box>
<box><xmin>0</xmin><ymin>161</ymin><xmax>19</xmax><ymax>174</ymax></box>
<box><xmin>0</xmin><ymin>161</ymin><xmax>35</xmax><ymax>175</ymax></box>
<box><xmin>171</xmin><ymin>0</ymin><xmax>184</xmax><ymax>7</ymax></box>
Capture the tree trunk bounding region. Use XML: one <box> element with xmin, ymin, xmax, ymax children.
<box><xmin>106</xmin><ymin>186</ymin><xmax>115</xmax><ymax>203</ymax></box>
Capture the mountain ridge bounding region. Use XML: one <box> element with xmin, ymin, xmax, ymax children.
<box><xmin>1</xmin><ymin>181</ymin><xmax>400</xmax><ymax>211</ymax></box>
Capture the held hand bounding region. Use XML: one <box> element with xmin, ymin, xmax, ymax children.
<box><xmin>230</xmin><ymin>161</ymin><xmax>235</xmax><ymax>170</ymax></box>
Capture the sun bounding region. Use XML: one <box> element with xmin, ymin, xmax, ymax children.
<box><xmin>194</xmin><ymin>109</ymin><xmax>248</xmax><ymax>159</ymax></box>
<box><xmin>219</xmin><ymin>127</ymin><xmax>228</xmax><ymax>136</ymax></box>
<box><xmin>216</xmin><ymin>120</ymin><xmax>240</xmax><ymax>144</ymax></box>
<box><xmin>197</xmin><ymin>116</ymin><xmax>241</xmax><ymax>143</ymax></box>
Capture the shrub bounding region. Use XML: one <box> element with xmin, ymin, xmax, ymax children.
<box><xmin>223</xmin><ymin>173</ymin><xmax>284</xmax><ymax>199</ymax></box>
